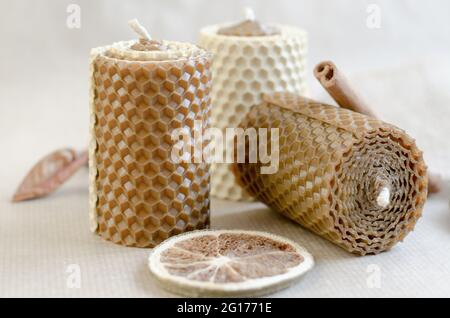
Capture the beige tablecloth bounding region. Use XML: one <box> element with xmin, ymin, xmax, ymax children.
<box><xmin>1</xmin><ymin>63</ymin><xmax>450</xmax><ymax>297</ymax></box>
<box><xmin>1</xmin><ymin>170</ymin><xmax>449</xmax><ymax>297</ymax></box>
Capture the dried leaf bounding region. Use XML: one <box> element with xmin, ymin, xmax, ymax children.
<box><xmin>12</xmin><ymin>149</ymin><xmax>88</xmax><ymax>202</ymax></box>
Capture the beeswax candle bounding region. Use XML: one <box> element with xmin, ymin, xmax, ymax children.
<box><xmin>89</xmin><ymin>21</ymin><xmax>212</xmax><ymax>247</ymax></box>
<box><xmin>234</xmin><ymin>93</ymin><xmax>428</xmax><ymax>255</ymax></box>
<box><xmin>199</xmin><ymin>8</ymin><xmax>308</xmax><ymax>201</ymax></box>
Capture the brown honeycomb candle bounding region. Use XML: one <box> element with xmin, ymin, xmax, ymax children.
<box><xmin>199</xmin><ymin>8</ymin><xmax>308</xmax><ymax>201</ymax></box>
<box><xmin>234</xmin><ymin>92</ymin><xmax>428</xmax><ymax>255</ymax></box>
<box><xmin>89</xmin><ymin>21</ymin><xmax>212</xmax><ymax>247</ymax></box>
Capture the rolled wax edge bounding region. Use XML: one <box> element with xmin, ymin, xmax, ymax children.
<box><xmin>96</xmin><ymin>40</ymin><xmax>210</xmax><ymax>62</ymax></box>
<box><xmin>88</xmin><ymin>48</ymin><xmax>101</xmax><ymax>233</ymax></box>
<box><xmin>263</xmin><ymin>93</ymin><xmax>409</xmax><ymax>140</ymax></box>
<box><xmin>199</xmin><ymin>24</ymin><xmax>307</xmax><ymax>41</ymax></box>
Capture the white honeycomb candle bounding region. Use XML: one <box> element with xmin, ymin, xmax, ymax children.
<box><xmin>199</xmin><ymin>8</ymin><xmax>308</xmax><ymax>201</ymax></box>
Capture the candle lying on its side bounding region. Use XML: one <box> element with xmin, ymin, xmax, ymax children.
<box><xmin>89</xmin><ymin>21</ymin><xmax>212</xmax><ymax>247</ymax></box>
<box><xmin>199</xmin><ymin>8</ymin><xmax>308</xmax><ymax>201</ymax></box>
<box><xmin>234</xmin><ymin>92</ymin><xmax>428</xmax><ymax>255</ymax></box>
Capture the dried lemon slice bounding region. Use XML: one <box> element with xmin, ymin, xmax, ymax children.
<box><xmin>148</xmin><ymin>230</ymin><xmax>314</xmax><ymax>297</ymax></box>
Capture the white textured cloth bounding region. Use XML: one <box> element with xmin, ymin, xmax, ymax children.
<box><xmin>1</xmin><ymin>65</ymin><xmax>450</xmax><ymax>297</ymax></box>
<box><xmin>0</xmin><ymin>170</ymin><xmax>449</xmax><ymax>297</ymax></box>
<box><xmin>1</xmin><ymin>0</ymin><xmax>450</xmax><ymax>297</ymax></box>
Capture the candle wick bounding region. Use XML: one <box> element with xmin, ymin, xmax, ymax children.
<box><xmin>128</xmin><ymin>19</ymin><xmax>151</xmax><ymax>40</ymax></box>
<box><xmin>244</xmin><ymin>7</ymin><xmax>256</xmax><ymax>21</ymax></box>
<box><xmin>376</xmin><ymin>187</ymin><xmax>390</xmax><ymax>208</ymax></box>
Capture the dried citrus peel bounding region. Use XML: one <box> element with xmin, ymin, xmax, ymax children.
<box><xmin>148</xmin><ymin>230</ymin><xmax>314</xmax><ymax>297</ymax></box>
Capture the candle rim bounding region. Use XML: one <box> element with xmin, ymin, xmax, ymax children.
<box><xmin>92</xmin><ymin>40</ymin><xmax>211</xmax><ymax>63</ymax></box>
<box><xmin>200</xmin><ymin>24</ymin><xmax>307</xmax><ymax>41</ymax></box>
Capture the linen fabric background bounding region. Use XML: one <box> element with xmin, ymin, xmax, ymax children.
<box><xmin>0</xmin><ymin>0</ymin><xmax>449</xmax><ymax>297</ymax></box>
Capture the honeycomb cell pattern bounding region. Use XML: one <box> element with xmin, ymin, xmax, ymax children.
<box><xmin>234</xmin><ymin>93</ymin><xmax>428</xmax><ymax>255</ymax></box>
<box><xmin>90</xmin><ymin>44</ymin><xmax>212</xmax><ymax>247</ymax></box>
<box><xmin>199</xmin><ymin>25</ymin><xmax>308</xmax><ymax>201</ymax></box>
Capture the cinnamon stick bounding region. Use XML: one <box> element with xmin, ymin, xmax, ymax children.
<box><xmin>314</xmin><ymin>60</ymin><xmax>441</xmax><ymax>194</ymax></box>
<box><xmin>314</xmin><ymin>61</ymin><xmax>377</xmax><ymax>118</ymax></box>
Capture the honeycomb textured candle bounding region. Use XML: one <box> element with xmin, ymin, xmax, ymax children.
<box><xmin>199</xmin><ymin>25</ymin><xmax>308</xmax><ymax>201</ymax></box>
<box><xmin>234</xmin><ymin>93</ymin><xmax>428</xmax><ymax>255</ymax></box>
<box><xmin>89</xmin><ymin>40</ymin><xmax>212</xmax><ymax>247</ymax></box>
